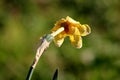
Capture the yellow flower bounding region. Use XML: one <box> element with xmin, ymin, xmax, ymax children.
<box><xmin>51</xmin><ymin>16</ymin><xmax>91</xmax><ymax>48</ymax></box>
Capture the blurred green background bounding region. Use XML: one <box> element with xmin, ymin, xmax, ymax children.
<box><xmin>0</xmin><ymin>0</ymin><xmax>120</xmax><ymax>80</ymax></box>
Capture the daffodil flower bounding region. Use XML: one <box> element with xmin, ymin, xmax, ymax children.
<box><xmin>51</xmin><ymin>16</ymin><xmax>91</xmax><ymax>48</ymax></box>
<box><xmin>26</xmin><ymin>16</ymin><xmax>91</xmax><ymax>80</ymax></box>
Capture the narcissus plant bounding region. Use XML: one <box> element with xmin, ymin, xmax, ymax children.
<box><xmin>26</xmin><ymin>16</ymin><xmax>91</xmax><ymax>80</ymax></box>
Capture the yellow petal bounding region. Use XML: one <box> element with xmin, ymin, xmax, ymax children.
<box><xmin>69</xmin><ymin>35</ymin><xmax>82</xmax><ymax>48</ymax></box>
<box><xmin>66</xmin><ymin>16</ymin><xmax>79</xmax><ymax>24</ymax></box>
<box><xmin>67</xmin><ymin>26</ymin><xmax>80</xmax><ymax>36</ymax></box>
<box><xmin>51</xmin><ymin>18</ymin><xmax>66</xmax><ymax>32</ymax></box>
<box><xmin>53</xmin><ymin>33</ymin><xmax>66</xmax><ymax>47</ymax></box>
<box><xmin>73</xmin><ymin>26</ymin><xmax>81</xmax><ymax>35</ymax></box>
<box><xmin>54</xmin><ymin>37</ymin><xmax>64</xmax><ymax>47</ymax></box>
<box><xmin>80</xmin><ymin>24</ymin><xmax>91</xmax><ymax>36</ymax></box>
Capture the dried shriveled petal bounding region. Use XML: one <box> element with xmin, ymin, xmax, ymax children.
<box><xmin>69</xmin><ymin>35</ymin><xmax>82</xmax><ymax>48</ymax></box>
<box><xmin>80</xmin><ymin>24</ymin><xmax>91</xmax><ymax>36</ymax></box>
<box><xmin>53</xmin><ymin>33</ymin><xmax>65</xmax><ymax>47</ymax></box>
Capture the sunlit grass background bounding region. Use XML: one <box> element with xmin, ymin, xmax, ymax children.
<box><xmin>0</xmin><ymin>0</ymin><xmax>120</xmax><ymax>80</ymax></box>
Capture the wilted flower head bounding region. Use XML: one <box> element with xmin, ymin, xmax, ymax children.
<box><xmin>51</xmin><ymin>16</ymin><xmax>91</xmax><ymax>48</ymax></box>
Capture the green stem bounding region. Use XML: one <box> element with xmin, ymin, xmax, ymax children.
<box><xmin>26</xmin><ymin>66</ymin><xmax>34</xmax><ymax>80</ymax></box>
<box><xmin>52</xmin><ymin>69</ymin><xmax>58</xmax><ymax>80</ymax></box>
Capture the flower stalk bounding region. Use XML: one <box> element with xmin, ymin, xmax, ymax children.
<box><xmin>26</xmin><ymin>16</ymin><xmax>91</xmax><ymax>80</ymax></box>
<box><xmin>26</xmin><ymin>27</ymin><xmax>64</xmax><ymax>80</ymax></box>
